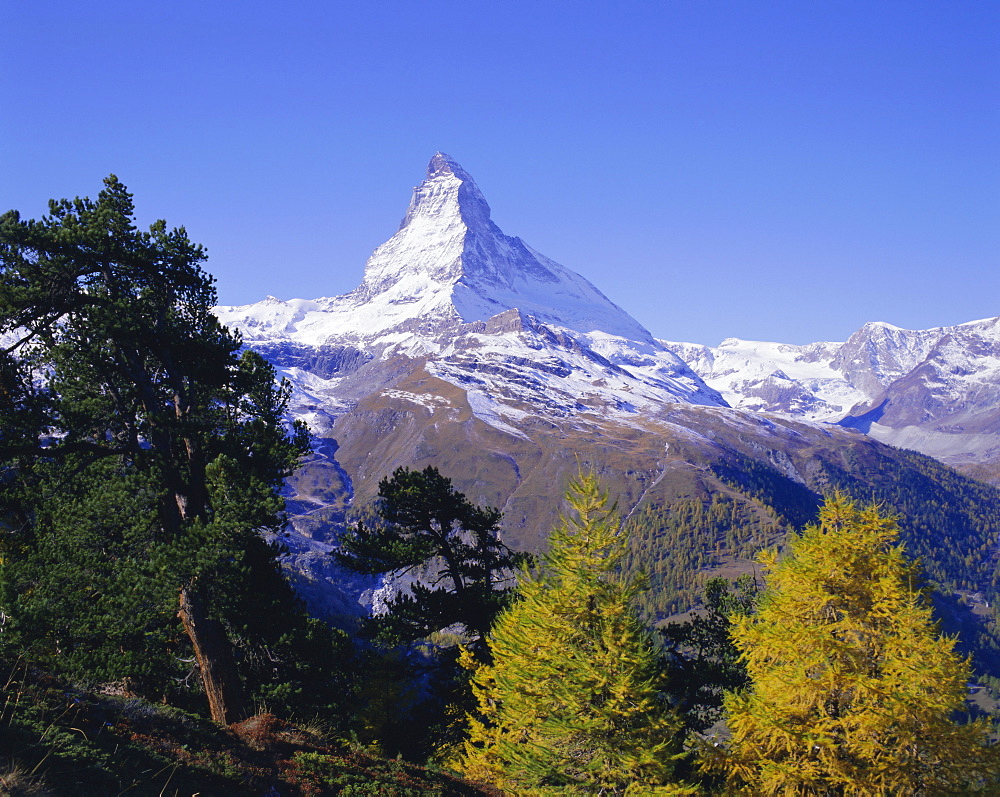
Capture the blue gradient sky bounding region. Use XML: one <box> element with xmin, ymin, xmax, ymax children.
<box><xmin>3</xmin><ymin>1</ymin><xmax>997</xmax><ymax>345</ymax></box>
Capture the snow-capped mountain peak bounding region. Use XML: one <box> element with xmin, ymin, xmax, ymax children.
<box><xmin>666</xmin><ymin>315</ymin><xmax>1000</xmax><ymax>468</ymax></box>
<box><xmin>215</xmin><ymin>153</ymin><xmax>725</xmax><ymax>450</ymax></box>
<box><xmin>354</xmin><ymin>152</ymin><xmax>652</xmax><ymax>341</ymax></box>
<box><xmin>396</xmin><ymin>151</ymin><xmax>491</xmax><ymax>232</ymax></box>
<box><xmin>219</xmin><ymin>153</ymin><xmax>653</xmax><ymax>345</ymax></box>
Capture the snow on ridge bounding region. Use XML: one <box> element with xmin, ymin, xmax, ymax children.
<box><xmin>662</xmin><ymin>313</ymin><xmax>1000</xmax><ymax>425</ymax></box>
<box><xmin>660</xmin><ymin>336</ymin><xmax>863</xmax><ymax>421</ymax></box>
<box><xmin>428</xmin><ymin>337</ymin><xmax>712</xmax><ymax>438</ymax></box>
<box><xmin>955</xmin><ymin>316</ymin><xmax>1000</xmax><ymax>341</ymax></box>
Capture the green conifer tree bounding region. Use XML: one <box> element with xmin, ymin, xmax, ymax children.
<box><xmin>452</xmin><ymin>473</ymin><xmax>691</xmax><ymax>793</ymax></box>
<box><xmin>660</xmin><ymin>574</ymin><xmax>758</xmax><ymax>732</ymax></box>
<box><xmin>0</xmin><ymin>178</ymin><xmax>316</xmax><ymax>723</ymax></box>
<box><xmin>336</xmin><ymin>465</ymin><xmax>524</xmax><ymax>649</ymax></box>
<box><xmin>712</xmin><ymin>493</ymin><xmax>1000</xmax><ymax>794</ymax></box>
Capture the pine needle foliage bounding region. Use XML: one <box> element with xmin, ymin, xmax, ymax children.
<box><xmin>452</xmin><ymin>472</ymin><xmax>692</xmax><ymax>794</ymax></box>
<box><xmin>0</xmin><ymin>178</ymin><xmax>339</xmax><ymax>723</ymax></box>
<box><xmin>335</xmin><ymin>465</ymin><xmax>525</xmax><ymax>649</ymax></box>
<box><xmin>660</xmin><ymin>574</ymin><xmax>759</xmax><ymax>732</ymax></box>
<box><xmin>711</xmin><ymin>493</ymin><xmax>1000</xmax><ymax>795</ymax></box>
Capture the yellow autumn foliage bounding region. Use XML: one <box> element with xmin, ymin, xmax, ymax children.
<box><xmin>711</xmin><ymin>493</ymin><xmax>1000</xmax><ymax>795</ymax></box>
<box><xmin>451</xmin><ymin>472</ymin><xmax>694</xmax><ymax>794</ymax></box>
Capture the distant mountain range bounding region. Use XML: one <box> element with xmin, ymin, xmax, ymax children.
<box><xmin>216</xmin><ymin>154</ymin><xmax>1000</xmax><ymax>624</ymax></box>
<box><xmin>667</xmin><ymin>317</ymin><xmax>1000</xmax><ymax>474</ymax></box>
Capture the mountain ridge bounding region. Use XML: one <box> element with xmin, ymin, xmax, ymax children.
<box><xmin>218</xmin><ymin>151</ymin><xmax>655</xmax><ymax>347</ymax></box>
<box><xmin>665</xmin><ymin>315</ymin><xmax>1000</xmax><ymax>470</ymax></box>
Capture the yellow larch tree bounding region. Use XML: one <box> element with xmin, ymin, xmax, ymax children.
<box><xmin>712</xmin><ymin>493</ymin><xmax>999</xmax><ymax>795</ymax></box>
<box><xmin>451</xmin><ymin>472</ymin><xmax>693</xmax><ymax>794</ymax></box>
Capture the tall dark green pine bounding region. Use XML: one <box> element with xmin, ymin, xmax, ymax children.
<box><xmin>660</xmin><ymin>574</ymin><xmax>758</xmax><ymax>731</ymax></box>
<box><xmin>336</xmin><ymin>465</ymin><xmax>525</xmax><ymax>650</ymax></box>
<box><xmin>0</xmin><ymin>177</ymin><xmax>311</xmax><ymax>723</ymax></box>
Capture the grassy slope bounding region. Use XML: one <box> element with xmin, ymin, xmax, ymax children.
<box><xmin>0</xmin><ymin>657</ymin><xmax>494</xmax><ymax>796</ymax></box>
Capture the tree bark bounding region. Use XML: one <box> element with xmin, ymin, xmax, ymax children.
<box><xmin>178</xmin><ymin>585</ymin><xmax>247</xmax><ymax>725</ymax></box>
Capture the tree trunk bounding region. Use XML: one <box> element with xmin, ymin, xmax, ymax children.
<box><xmin>178</xmin><ymin>585</ymin><xmax>247</xmax><ymax>725</ymax></box>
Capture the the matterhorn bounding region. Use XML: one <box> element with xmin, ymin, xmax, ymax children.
<box><xmin>219</xmin><ymin>152</ymin><xmax>721</xmax><ymax>409</ymax></box>
<box><xmin>217</xmin><ymin>153</ymin><xmax>1000</xmax><ymax>622</ymax></box>
<box><xmin>216</xmin><ymin>153</ymin><xmax>739</xmax><ymax>503</ymax></box>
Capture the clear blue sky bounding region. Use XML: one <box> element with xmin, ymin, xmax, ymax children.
<box><xmin>3</xmin><ymin>1</ymin><xmax>997</xmax><ymax>345</ymax></box>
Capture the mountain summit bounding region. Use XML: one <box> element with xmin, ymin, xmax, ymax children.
<box><xmin>666</xmin><ymin>316</ymin><xmax>1000</xmax><ymax>470</ymax></box>
<box><xmin>398</xmin><ymin>151</ymin><xmax>491</xmax><ymax>230</ymax></box>
<box><xmin>220</xmin><ymin>153</ymin><xmax>652</xmax><ymax>345</ymax></box>
<box><xmin>361</xmin><ymin>152</ymin><xmax>652</xmax><ymax>341</ymax></box>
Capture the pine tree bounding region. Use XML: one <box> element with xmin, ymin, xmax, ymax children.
<box><xmin>0</xmin><ymin>178</ymin><xmax>312</xmax><ymax>723</ymax></box>
<box><xmin>660</xmin><ymin>574</ymin><xmax>758</xmax><ymax>731</ymax></box>
<box><xmin>452</xmin><ymin>472</ymin><xmax>690</xmax><ymax>793</ymax></box>
<box><xmin>336</xmin><ymin>465</ymin><xmax>524</xmax><ymax>649</ymax></box>
<box><xmin>712</xmin><ymin>493</ymin><xmax>1000</xmax><ymax>794</ymax></box>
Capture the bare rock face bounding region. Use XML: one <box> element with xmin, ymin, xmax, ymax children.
<box><xmin>217</xmin><ymin>155</ymin><xmax>1000</xmax><ymax>622</ymax></box>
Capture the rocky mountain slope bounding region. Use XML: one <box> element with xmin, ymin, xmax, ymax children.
<box><xmin>666</xmin><ymin>316</ymin><xmax>1000</xmax><ymax>473</ymax></box>
<box><xmin>216</xmin><ymin>154</ymin><xmax>1000</xmax><ymax>625</ymax></box>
